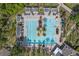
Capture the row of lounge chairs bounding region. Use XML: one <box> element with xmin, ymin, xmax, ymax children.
<box><xmin>16</xmin><ymin>15</ymin><xmax>24</xmax><ymax>41</ymax></box>
<box><xmin>24</xmin><ymin>7</ymin><xmax>58</xmax><ymax>16</ymax></box>
<box><xmin>26</xmin><ymin>37</ymin><xmax>55</xmax><ymax>45</ymax></box>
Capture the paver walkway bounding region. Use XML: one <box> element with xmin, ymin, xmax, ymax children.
<box><xmin>59</xmin><ymin>3</ymin><xmax>72</xmax><ymax>14</ymax></box>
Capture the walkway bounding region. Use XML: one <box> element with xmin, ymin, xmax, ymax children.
<box><xmin>59</xmin><ymin>3</ymin><xmax>72</xmax><ymax>14</ymax></box>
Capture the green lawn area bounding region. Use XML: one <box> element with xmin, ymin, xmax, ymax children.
<box><xmin>0</xmin><ymin>4</ymin><xmax>25</xmax><ymax>50</ymax></box>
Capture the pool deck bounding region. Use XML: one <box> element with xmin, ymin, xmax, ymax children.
<box><xmin>16</xmin><ymin>7</ymin><xmax>62</xmax><ymax>50</ymax></box>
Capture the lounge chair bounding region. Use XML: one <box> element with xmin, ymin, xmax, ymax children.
<box><xmin>43</xmin><ymin>17</ymin><xmax>47</xmax><ymax>22</ymax></box>
<box><xmin>46</xmin><ymin>37</ymin><xmax>50</xmax><ymax>41</ymax></box>
<box><xmin>24</xmin><ymin>13</ymin><xmax>30</xmax><ymax>15</ymax></box>
<box><xmin>56</xmin><ymin>28</ymin><xmax>59</xmax><ymax>34</ymax></box>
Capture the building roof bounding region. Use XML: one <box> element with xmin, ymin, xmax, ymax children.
<box><xmin>51</xmin><ymin>44</ymin><xmax>63</xmax><ymax>56</ymax></box>
<box><xmin>51</xmin><ymin>43</ymin><xmax>78</xmax><ymax>56</ymax></box>
<box><xmin>53</xmin><ymin>47</ymin><xmax>62</xmax><ymax>55</ymax></box>
<box><xmin>75</xmin><ymin>53</ymin><xmax>79</xmax><ymax>56</ymax></box>
<box><xmin>56</xmin><ymin>52</ymin><xmax>63</xmax><ymax>56</ymax></box>
<box><xmin>61</xmin><ymin>43</ymin><xmax>77</xmax><ymax>56</ymax></box>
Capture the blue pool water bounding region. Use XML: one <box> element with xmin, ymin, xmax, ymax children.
<box><xmin>24</xmin><ymin>16</ymin><xmax>58</xmax><ymax>45</ymax></box>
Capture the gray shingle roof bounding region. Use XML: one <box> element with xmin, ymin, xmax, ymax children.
<box><xmin>51</xmin><ymin>43</ymin><xmax>78</xmax><ymax>56</ymax></box>
<box><xmin>61</xmin><ymin>43</ymin><xmax>77</xmax><ymax>56</ymax></box>
<box><xmin>56</xmin><ymin>52</ymin><xmax>63</xmax><ymax>56</ymax></box>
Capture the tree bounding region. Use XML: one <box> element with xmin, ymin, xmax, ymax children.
<box><xmin>69</xmin><ymin>13</ymin><xmax>79</xmax><ymax>27</ymax></box>
<box><xmin>0</xmin><ymin>3</ymin><xmax>25</xmax><ymax>49</ymax></box>
<box><xmin>70</xmin><ymin>4</ymin><xmax>79</xmax><ymax>27</ymax></box>
<box><xmin>38</xmin><ymin>7</ymin><xmax>44</xmax><ymax>14</ymax></box>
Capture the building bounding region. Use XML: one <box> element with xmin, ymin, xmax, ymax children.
<box><xmin>51</xmin><ymin>43</ymin><xmax>79</xmax><ymax>56</ymax></box>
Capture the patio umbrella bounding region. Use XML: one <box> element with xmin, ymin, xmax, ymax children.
<box><xmin>44</xmin><ymin>24</ymin><xmax>47</xmax><ymax>27</ymax></box>
<box><xmin>34</xmin><ymin>40</ymin><xmax>36</xmax><ymax>44</ymax></box>
<box><xmin>26</xmin><ymin>38</ymin><xmax>31</xmax><ymax>46</ymax></box>
<box><xmin>44</xmin><ymin>17</ymin><xmax>47</xmax><ymax>22</ymax></box>
<box><xmin>38</xmin><ymin>40</ymin><xmax>41</xmax><ymax>45</ymax></box>
<box><xmin>46</xmin><ymin>37</ymin><xmax>50</xmax><ymax>41</ymax></box>
<box><xmin>43</xmin><ymin>40</ymin><xmax>45</xmax><ymax>45</ymax></box>
<box><xmin>46</xmin><ymin>37</ymin><xmax>50</xmax><ymax>45</ymax></box>
<box><xmin>51</xmin><ymin>38</ymin><xmax>55</xmax><ymax>45</ymax></box>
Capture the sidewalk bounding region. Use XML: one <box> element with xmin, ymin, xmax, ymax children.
<box><xmin>59</xmin><ymin>3</ymin><xmax>72</xmax><ymax>14</ymax></box>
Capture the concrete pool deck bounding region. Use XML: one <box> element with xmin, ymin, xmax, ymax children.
<box><xmin>16</xmin><ymin>7</ymin><xmax>62</xmax><ymax>49</ymax></box>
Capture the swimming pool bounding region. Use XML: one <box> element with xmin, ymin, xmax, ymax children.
<box><xmin>24</xmin><ymin>16</ymin><xmax>59</xmax><ymax>45</ymax></box>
